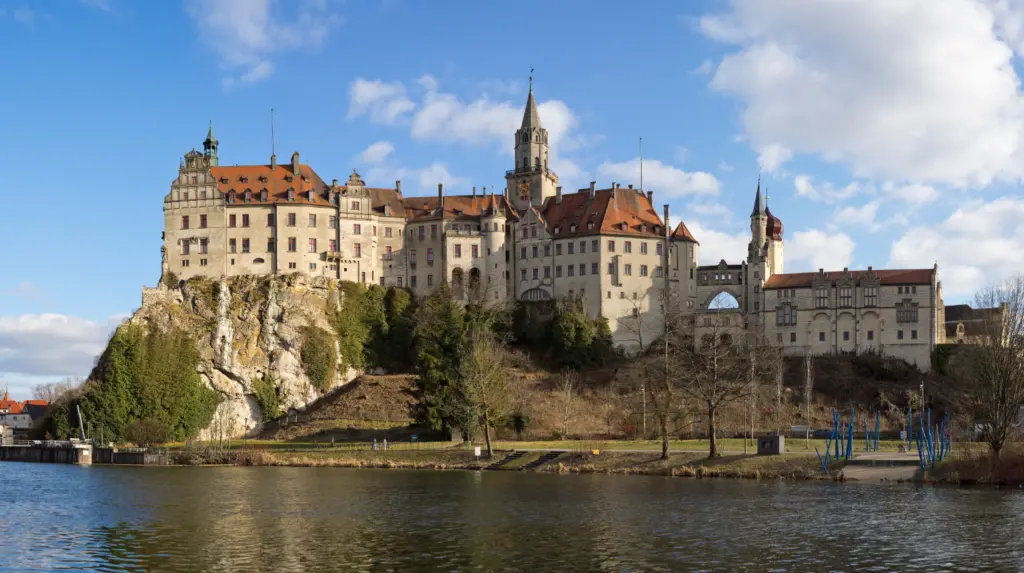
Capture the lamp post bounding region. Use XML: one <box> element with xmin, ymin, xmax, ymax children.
<box><xmin>641</xmin><ymin>384</ymin><xmax>647</xmax><ymax>440</ymax></box>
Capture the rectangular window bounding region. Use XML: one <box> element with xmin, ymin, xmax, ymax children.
<box><xmin>592</xmin><ymin>262</ymin><xmax>599</xmax><ymax>275</ymax></box>
<box><xmin>655</xmin><ymin>266</ymin><xmax>663</xmax><ymax>277</ymax></box>
<box><xmin>199</xmin><ymin>258</ymin><xmax>207</xmax><ymax>266</ymax></box>
<box><xmin>454</xmin><ymin>244</ymin><xmax>462</xmax><ymax>258</ymax></box>
<box><xmin>567</xmin><ymin>265</ymin><xmax>575</xmax><ymax>277</ymax></box>
<box><xmin>843</xmin><ymin>331</ymin><xmax>849</xmax><ymax>341</ymax></box>
<box><xmin>556</xmin><ymin>266</ymin><xmax>563</xmax><ymax>278</ymax></box>
<box><xmin>556</xmin><ymin>244</ymin><xmax>562</xmax><ymax>256</ymax></box>
<box><xmin>229</xmin><ymin>239</ymin><xmax>237</xmax><ymax>254</ymax></box>
<box><xmin>531</xmin><ymin>226</ymin><xmax>537</xmax><ymax>238</ymax></box>
<box><xmin>544</xmin><ymin>267</ymin><xmax>550</xmax><ymax>278</ymax></box>
<box><xmin>532</xmin><ymin>246</ymin><xmax>539</xmax><ymax>258</ymax></box>
<box><xmin>818</xmin><ymin>332</ymin><xmax>825</xmax><ymax>342</ymax></box>
<box><xmin>521</xmin><ymin>247</ymin><xmax>527</xmax><ymax>260</ymax></box>
<box><xmin>911</xmin><ymin>286</ymin><xmax>917</xmax><ymax>294</ymax></box>
<box><xmin>608</xmin><ymin>262</ymin><xmax>616</xmax><ymax>275</ymax></box>
<box><xmin>288</xmin><ymin>237</ymin><xmax>296</xmax><ymax>252</ymax></box>
<box><xmin>839</xmin><ymin>286</ymin><xmax>852</xmax><ymax>307</ymax></box>
<box><xmin>353</xmin><ymin>224</ymin><xmax>361</xmax><ymax>235</ymax></box>
<box><xmin>242</xmin><ymin>214</ymin><xmax>250</xmax><ymax>228</ymax></box>
<box><xmin>624</xmin><ymin>264</ymin><xmax>632</xmax><ymax>276</ymax></box>
<box><xmin>898</xmin><ymin>330</ymin><xmax>904</xmax><ymax>340</ymax></box>
<box><xmin>472</xmin><ymin>245</ymin><xmax>479</xmax><ymax>258</ymax></box>
<box><xmin>268</xmin><ymin>214</ymin><xmax>275</xmax><ymax>227</ymax></box>
<box><xmin>592</xmin><ymin>240</ymin><xmax>598</xmax><ymax>252</ymax></box>
<box><xmin>288</xmin><ymin>262</ymin><xmax>296</xmax><ymax>270</ymax></box>
<box><xmin>329</xmin><ymin>216</ymin><xmax>337</xmax><ymax>229</ymax></box>
<box><xmin>567</xmin><ymin>243</ymin><xmax>575</xmax><ymax>255</ymax></box>
<box><xmin>418</xmin><ymin>226</ymin><xmax>425</xmax><ymax>240</ymax></box>
<box><xmin>242</xmin><ymin>238</ymin><xmax>250</xmax><ymax>253</ymax></box>
<box><xmin>309</xmin><ymin>263</ymin><xmax>317</xmax><ymax>271</ymax></box>
<box><xmin>267</xmin><ymin>238</ymin><xmax>275</xmax><ymax>252</ymax></box>
<box><xmin>579</xmin><ymin>264</ymin><xmax>586</xmax><ymax>276</ymax></box>
<box><xmin>896</xmin><ymin>300</ymin><xmax>919</xmax><ymax>323</ymax></box>
<box><xmin>199</xmin><ymin>238</ymin><xmax>208</xmax><ymax>254</ymax></box>
<box><xmin>352</xmin><ymin>201</ymin><xmax>360</xmax><ymax>211</ymax></box>
<box><xmin>867</xmin><ymin>330</ymin><xmax>874</xmax><ymax>341</ymax></box>
<box><xmin>427</xmin><ymin>274</ymin><xmax>433</xmax><ymax>286</ymax></box>
<box><xmin>656</xmin><ymin>243</ymin><xmax>663</xmax><ymax>256</ymax></box>
<box><xmin>520</xmin><ymin>269</ymin><xmax>527</xmax><ymax>281</ymax></box>
<box><xmin>411</xmin><ymin>276</ymin><xmax>418</xmax><ymax>288</ymax></box>
<box><xmin>864</xmin><ymin>286</ymin><xmax>877</xmax><ymax>307</ymax></box>
<box><xmin>181</xmin><ymin>216</ymin><xmax>190</xmax><ymax>230</ymax></box>
<box><xmin>544</xmin><ymin>244</ymin><xmax>551</xmax><ymax>257</ymax></box>
<box><xmin>533</xmin><ymin>268</ymin><xmax>539</xmax><ymax>280</ymax></box>
<box><xmin>288</xmin><ymin>213</ymin><xmax>296</xmax><ymax>227</ymax></box>
<box><xmin>624</xmin><ymin>241</ymin><xmax>632</xmax><ymax>254</ymax></box>
<box><xmin>579</xmin><ymin>241</ymin><xmax>586</xmax><ymax>254</ymax></box>
<box><xmin>397</xmin><ymin>277</ymin><xmax>403</xmax><ymax>288</ymax></box>
<box><xmin>912</xmin><ymin>330</ymin><xmax>918</xmax><ymax>340</ymax></box>
<box><xmin>182</xmin><ymin>241</ymin><xmax>190</xmax><ymax>256</ymax></box>
<box><xmin>354</xmin><ymin>243</ymin><xmax>361</xmax><ymax>258</ymax></box>
<box><xmin>816</xmin><ymin>288</ymin><xmax>828</xmax><ymax>308</ymax></box>
<box><xmin>200</xmin><ymin>214</ymin><xmax>207</xmax><ymax>228</ymax></box>
<box><xmin>608</xmin><ymin>240</ymin><xmax>615</xmax><ymax>253</ymax></box>
<box><xmin>181</xmin><ymin>259</ymin><xmax>189</xmax><ymax>267</ymax></box>
<box><xmin>426</xmin><ymin>248</ymin><xmax>434</xmax><ymax>263</ymax></box>
<box><xmin>790</xmin><ymin>332</ymin><xmax>796</xmax><ymax>343</ymax></box>
<box><xmin>640</xmin><ymin>242</ymin><xmax>648</xmax><ymax>255</ymax></box>
<box><xmin>309</xmin><ymin>238</ymin><xmax>317</xmax><ymax>253</ymax></box>
<box><xmin>329</xmin><ymin>239</ymin><xmax>337</xmax><ymax>252</ymax></box>
<box><xmin>229</xmin><ymin>214</ymin><xmax>236</xmax><ymax>228</ymax></box>
<box><xmin>640</xmin><ymin>265</ymin><xmax>648</xmax><ymax>276</ymax></box>
<box><xmin>431</xmin><ymin>224</ymin><xmax>438</xmax><ymax>239</ymax></box>
<box><xmin>385</xmin><ymin>246</ymin><xmax>392</xmax><ymax>260</ymax></box>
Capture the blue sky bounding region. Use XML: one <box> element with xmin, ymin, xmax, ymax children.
<box><xmin>2</xmin><ymin>0</ymin><xmax>1024</xmax><ymax>397</ymax></box>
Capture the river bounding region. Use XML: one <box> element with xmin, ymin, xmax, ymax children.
<box><xmin>1</xmin><ymin>462</ymin><xmax>1023</xmax><ymax>572</ymax></box>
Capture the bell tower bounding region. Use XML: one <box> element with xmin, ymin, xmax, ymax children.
<box><xmin>506</xmin><ymin>71</ymin><xmax>558</xmax><ymax>212</ymax></box>
<box><xmin>203</xmin><ymin>120</ymin><xmax>219</xmax><ymax>167</ymax></box>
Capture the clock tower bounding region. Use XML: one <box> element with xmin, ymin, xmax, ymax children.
<box><xmin>506</xmin><ymin>74</ymin><xmax>558</xmax><ymax>213</ymax></box>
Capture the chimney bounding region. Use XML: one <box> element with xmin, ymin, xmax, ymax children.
<box><xmin>868</xmin><ymin>266</ymin><xmax>872</xmax><ymax>271</ymax></box>
<box><xmin>628</xmin><ymin>184</ymin><xmax>633</xmax><ymax>189</ymax></box>
<box><xmin>395</xmin><ymin>180</ymin><xmax>402</xmax><ymax>195</ymax></box>
<box><xmin>291</xmin><ymin>151</ymin><xmax>300</xmax><ymax>172</ymax></box>
<box><xmin>843</xmin><ymin>267</ymin><xmax>848</xmax><ymax>272</ymax></box>
<box><xmin>472</xmin><ymin>186</ymin><xmax>477</xmax><ymax>197</ymax></box>
<box><xmin>438</xmin><ymin>183</ymin><xmax>443</xmax><ymax>202</ymax></box>
<box><xmin>589</xmin><ymin>181</ymin><xmax>596</xmax><ymax>199</ymax></box>
<box><xmin>556</xmin><ymin>186</ymin><xmax>563</xmax><ymax>204</ymax></box>
<box><xmin>612</xmin><ymin>182</ymin><xmax>618</xmax><ymax>199</ymax></box>
<box><xmin>647</xmin><ymin>191</ymin><xmax>653</xmax><ymax>202</ymax></box>
<box><xmin>332</xmin><ymin>178</ymin><xmax>338</xmax><ymax>188</ymax></box>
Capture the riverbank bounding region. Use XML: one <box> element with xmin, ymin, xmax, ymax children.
<box><xmin>915</xmin><ymin>451</ymin><xmax>1024</xmax><ymax>486</ymax></box>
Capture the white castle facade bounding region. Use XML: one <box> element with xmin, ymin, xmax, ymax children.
<box><xmin>161</xmin><ymin>80</ymin><xmax>946</xmax><ymax>370</ymax></box>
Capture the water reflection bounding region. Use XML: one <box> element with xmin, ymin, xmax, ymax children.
<box><xmin>1</xmin><ymin>462</ymin><xmax>1024</xmax><ymax>572</ymax></box>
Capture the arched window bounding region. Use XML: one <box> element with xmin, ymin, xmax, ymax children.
<box><xmin>534</xmin><ymin>156</ymin><xmax>540</xmax><ymax>169</ymax></box>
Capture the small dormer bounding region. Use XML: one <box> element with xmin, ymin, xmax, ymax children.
<box><xmin>260</xmin><ymin>189</ymin><xmax>268</xmax><ymax>202</ymax></box>
<box><xmin>306</xmin><ymin>189</ymin><xmax>314</xmax><ymax>202</ymax></box>
<box><xmin>570</xmin><ymin>223</ymin><xmax>576</xmax><ymax>233</ymax></box>
<box><xmin>640</xmin><ymin>224</ymin><xmax>647</xmax><ymax>233</ymax></box>
<box><xmin>554</xmin><ymin>226</ymin><xmax>561</xmax><ymax>235</ymax></box>
<box><xmin>220</xmin><ymin>177</ymin><xmax>229</xmax><ymax>184</ymax></box>
<box><xmin>587</xmin><ymin>221</ymin><xmax>595</xmax><ymax>230</ymax></box>
<box><xmin>240</xmin><ymin>176</ymin><xmax>248</xmax><ymax>183</ymax></box>
<box><xmin>620</xmin><ymin>222</ymin><xmax>628</xmax><ymax>232</ymax></box>
<box><xmin>259</xmin><ymin>175</ymin><xmax>268</xmax><ymax>183</ymax></box>
<box><xmin>287</xmin><ymin>188</ymin><xmax>295</xmax><ymax>202</ymax></box>
<box><xmin>384</xmin><ymin>202</ymin><xmax>392</xmax><ymax>216</ymax></box>
<box><xmin>227</xmin><ymin>190</ymin><xmax>236</xmax><ymax>204</ymax></box>
<box><xmin>244</xmin><ymin>189</ymin><xmax>252</xmax><ymax>203</ymax></box>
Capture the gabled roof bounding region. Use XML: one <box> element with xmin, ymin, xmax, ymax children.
<box><xmin>0</xmin><ymin>392</ymin><xmax>23</xmax><ymax>414</ymax></box>
<box><xmin>210</xmin><ymin>163</ymin><xmax>331</xmax><ymax>207</ymax></box>
<box><xmin>401</xmin><ymin>194</ymin><xmax>517</xmax><ymax>222</ymax></box>
<box><xmin>764</xmin><ymin>268</ymin><xmax>934</xmax><ymax>289</ymax></box>
<box><xmin>542</xmin><ymin>188</ymin><xmax>670</xmax><ymax>239</ymax></box>
<box><xmin>672</xmin><ymin>221</ymin><xmax>698</xmax><ymax>243</ymax></box>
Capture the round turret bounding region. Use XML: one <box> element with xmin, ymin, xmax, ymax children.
<box><xmin>766</xmin><ymin>207</ymin><xmax>784</xmax><ymax>241</ymax></box>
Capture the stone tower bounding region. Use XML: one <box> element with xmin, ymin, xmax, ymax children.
<box><xmin>506</xmin><ymin>74</ymin><xmax>558</xmax><ymax>212</ymax></box>
<box><xmin>745</xmin><ymin>178</ymin><xmax>771</xmax><ymax>322</ymax></box>
<box><xmin>203</xmin><ymin>121</ymin><xmax>219</xmax><ymax>166</ymax></box>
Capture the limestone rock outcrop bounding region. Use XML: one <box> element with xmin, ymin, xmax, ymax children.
<box><xmin>133</xmin><ymin>274</ymin><xmax>356</xmax><ymax>439</ymax></box>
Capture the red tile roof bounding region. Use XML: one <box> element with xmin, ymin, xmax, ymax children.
<box><xmin>0</xmin><ymin>392</ymin><xmax>23</xmax><ymax>414</ymax></box>
<box><xmin>210</xmin><ymin>163</ymin><xmax>331</xmax><ymax>207</ymax></box>
<box><xmin>764</xmin><ymin>268</ymin><xmax>934</xmax><ymax>289</ymax></box>
<box><xmin>672</xmin><ymin>221</ymin><xmax>699</xmax><ymax>243</ymax></box>
<box><xmin>401</xmin><ymin>194</ymin><xmax>517</xmax><ymax>222</ymax></box>
<box><xmin>542</xmin><ymin>188</ymin><xmax>672</xmax><ymax>239</ymax></box>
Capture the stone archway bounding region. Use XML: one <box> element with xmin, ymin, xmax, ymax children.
<box><xmin>468</xmin><ymin>268</ymin><xmax>481</xmax><ymax>300</ymax></box>
<box><xmin>705</xmin><ymin>288</ymin><xmax>741</xmax><ymax>310</ymax></box>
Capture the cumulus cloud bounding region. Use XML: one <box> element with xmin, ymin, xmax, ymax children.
<box><xmin>757</xmin><ymin>144</ymin><xmax>792</xmax><ymax>174</ymax></box>
<box><xmin>889</xmin><ymin>196</ymin><xmax>1024</xmax><ymax>296</ymax></box>
<box><xmin>793</xmin><ymin>174</ymin><xmax>860</xmax><ymax>203</ymax></box>
<box><xmin>702</xmin><ymin>0</ymin><xmax>1024</xmax><ymax>187</ymax></box>
<box><xmin>686</xmin><ymin>222</ymin><xmax>750</xmax><ymax>266</ymax></box>
<box><xmin>364</xmin><ymin>160</ymin><xmax>467</xmax><ymax>193</ymax></box>
<box><xmin>881</xmin><ymin>181</ymin><xmax>939</xmax><ymax>204</ymax></box>
<box><xmin>357</xmin><ymin>141</ymin><xmax>394</xmax><ymax>165</ymax></box>
<box><xmin>833</xmin><ymin>200</ymin><xmax>881</xmax><ymax>230</ymax></box>
<box><xmin>687</xmin><ymin>202</ymin><xmax>733</xmax><ymax>223</ymax></box>
<box><xmin>786</xmin><ymin>230</ymin><xmax>856</xmax><ymax>272</ymax></box>
<box><xmin>596</xmin><ymin>158</ymin><xmax>720</xmax><ymax>197</ymax></box>
<box><xmin>717</xmin><ymin>161</ymin><xmax>735</xmax><ymax>172</ymax></box>
<box><xmin>187</xmin><ymin>0</ymin><xmax>340</xmax><ymax>89</ymax></box>
<box><xmin>347</xmin><ymin>78</ymin><xmax>415</xmax><ymax>124</ymax></box>
<box><xmin>0</xmin><ymin>314</ymin><xmax>123</xmax><ymax>380</ymax></box>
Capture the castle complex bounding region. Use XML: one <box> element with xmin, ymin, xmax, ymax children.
<box><xmin>162</xmin><ymin>80</ymin><xmax>947</xmax><ymax>371</ymax></box>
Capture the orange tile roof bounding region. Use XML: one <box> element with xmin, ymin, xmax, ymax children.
<box><xmin>22</xmin><ymin>400</ymin><xmax>47</xmax><ymax>407</ymax></box>
<box><xmin>542</xmin><ymin>188</ymin><xmax>673</xmax><ymax>239</ymax></box>
<box><xmin>671</xmin><ymin>221</ymin><xmax>698</xmax><ymax>243</ymax></box>
<box><xmin>0</xmin><ymin>392</ymin><xmax>23</xmax><ymax>414</ymax></box>
<box><xmin>211</xmin><ymin>163</ymin><xmax>331</xmax><ymax>207</ymax></box>
<box><xmin>764</xmin><ymin>268</ymin><xmax>934</xmax><ymax>289</ymax></box>
<box><xmin>401</xmin><ymin>194</ymin><xmax>517</xmax><ymax>222</ymax></box>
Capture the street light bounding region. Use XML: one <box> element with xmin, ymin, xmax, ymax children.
<box><xmin>641</xmin><ymin>384</ymin><xmax>647</xmax><ymax>440</ymax></box>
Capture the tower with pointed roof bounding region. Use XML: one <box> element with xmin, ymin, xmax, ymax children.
<box><xmin>506</xmin><ymin>71</ymin><xmax>559</xmax><ymax>213</ymax></box>
<box><xmin>203</xmin><ymin>121</ymin><xmax>219</xmax><ymax>166</ymax></box>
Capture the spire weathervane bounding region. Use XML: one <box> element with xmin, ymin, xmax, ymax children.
<box><xmin>530</xmin><ymin>66</ymin><xmax>534</xmax><ymax>90</ymax></box>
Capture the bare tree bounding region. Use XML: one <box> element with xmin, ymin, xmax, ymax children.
<box><xmin>556</xmin><ymin>369</ymin><xmax>579</xmax><ymax>438</ymax></box>
<box><xmin>460</xmin><ymin>327</ymin><xmax>511</xmax><ymax>458</ymax></box>
<box><xmin>620</xmin><ymin>291</ymin><xmax>652</xmax><ymax>354</ymax></box>
<box><xmin>802</xmin><ymin>351</ymin><xmax>813</xmax><ymax>449</ymax></box>
<box><xmin>952</xmin><ymin>275</ymin><xmax>1024</xmax><ymax>458</ymax></box>
<box><xmin>33</xmin><ymin>378</ymin><xmax>80</xmax><ymax>403</ymax></box>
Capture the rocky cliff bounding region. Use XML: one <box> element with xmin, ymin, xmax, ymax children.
<box><xmin>133</xmin><ymin>274</ymin><xmax>356</xmax><ymax>439</ymax></box>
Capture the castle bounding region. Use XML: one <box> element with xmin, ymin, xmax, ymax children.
<box><xmin>162</xmin><ymin>79</ymin><xmax>946</xmax><ymax>370</ymax></box>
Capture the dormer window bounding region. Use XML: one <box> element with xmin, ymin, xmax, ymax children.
<box><xmin>260</xmin><ymin>189</ymin><xmax>268</xmax><ymax>202</ymax></box>
<box><xmin>620</xmin><ymin>222</ymin><xmax>628</xmax><ymax>231</ymax></box>
<box><xmin>384</xmin><ymin>203</ymin><xmax>392</xmax><ymax>216</ymax></box>
<box><xmin>259</xmin><ymin>175</ymin><xmax>268</xmax><ymax>183</ymax></box>
<box><xmin>287</xmin><ymin>188</ymin><xmax>295</xmax><ymax>202</ymax></box>
<box><xmin>587</xmin><ymin>221</ymin><xmax>595</xmax><ymax>230</ymax></box>
<box><xmin>570</xmin><ymin>224</ymin><xmax>576</xmax><ymax>233</ymax></box>
<box><xmin>228</xmin><ymin>190</ymin><xmax>236</xmax><ymax>204</ymax></box>
<box><xmin>654</xmin><ymin>225</ymin><xmax>660</xmax><ymax>234</ymax></box>
<box><xmin>220</xmin><ymin>177</ymin><xmax>229</xmax><ymax>184</ymax></box>
<box><xmin>285</xmin><ymin>175</ymin><xmax>293</xmax><ymax>182</ymax></box>
<box><xmin>244</xmin><ymin>190</ymin><xmax>252</xmax><ymax>202</ymax></box>
<box><xmin>328</xmin><ymin>190</ymin><xmax>336</xmax><ymax>204</ymax></box>
<box><xmin>554</xmin><ymin>226</ymin><xmax>561</xmax><ymax>235</ymax></box>
<box><xmin>308</xmin><ymin>190</ymin><xmax>315</xmax><ymax>202</ymax></box>
<box><xmin>240</xmin><ymin>176</ymin><xmax>248</xmax><ymax>183</ymax></box>
<box><xmin>640</xmin><ymin>224</ymin><xmax>647</xmax><ymax>233</ymax></box>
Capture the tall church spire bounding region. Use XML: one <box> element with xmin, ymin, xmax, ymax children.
<box><xmin>203</xmin><ymin>120</ymin><xmax>219</xmax><ymax>166</ymax></box>
<box><xmin>521</xmin><ymin>67</ymin><xmax>542</xmax><ymax>130</ymax></box>
<box><xmin>750</xmin><ymin>175</ymin><xmax>765</xmax><ymax>217</ymax></box>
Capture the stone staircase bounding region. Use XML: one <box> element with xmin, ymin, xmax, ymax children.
<box><xmin>484</xmin><ymin>451</ymin><xmax>526</xmax><ymax>471</ymax></box>
<box><xmin>520</xmin><ymin>451</ymin><xmax>563</xmax><ymax>471</ymax></box>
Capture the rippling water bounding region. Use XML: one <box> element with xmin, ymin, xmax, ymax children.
<box><xmin>2</xmin><ymin>462</ymin><xmax>1023</xmax><ymax>572</ymax></box>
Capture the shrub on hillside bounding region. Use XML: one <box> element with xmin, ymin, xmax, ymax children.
<box><xmin>300</xmin><ymin>326</ymin><xmax>338</xmax><ymax>393</ymax></box>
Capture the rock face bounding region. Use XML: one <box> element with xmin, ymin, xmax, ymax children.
<box><xmin>133</xmin><ymin>274</ymin><xmax>356</xmax><ymax>439</ymax></box>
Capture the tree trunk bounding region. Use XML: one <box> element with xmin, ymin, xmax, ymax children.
<box><xmin>708</xmin><ymin>402</ymin><xmax>719</xmax><ymax>458</ymax></box>
<box><xmin>483</xmin><ymin>410</ymin><xmax>493</xmax><ymax>458</ymax></box>
<box><xmin>660</xmin><ymin>412</ymin><xmax>669</xmax><ymax>460</ymax></box>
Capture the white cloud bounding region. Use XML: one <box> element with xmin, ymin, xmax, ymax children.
<box><xmin>833</xmin><ymin>200</ymin><xmax>881</xmax><ymax>230</ymax></box>
<box><xmin>793</xmin><ymin>174</ymin><xmax>860</xmax><ymax>203</ymax></box>
<box><xmin>0</xmin><ymin>314</ymin><xmax>122</xmax><ymax>380</ymax></box>
<box><xmin>357</xmin><ymin>141</ymin><xmax>394</xmax><ymax>165</ymax></box>
<box><xmin>686</xmin><ymin>202</ymin><xmax>733</xmax><ymax>223</ymax></box>
<box><xmin>692</xmin><ymin>60</ymin><xmax>714</xmax><ymax>75</ymax></box>
<box><xmin>365</xmin><ymin>161</ymin><xmax>467</xmax><ymax>193</ymax></box>
<box><xmin>882</xmin><ymin>181</ymin><xmax>939</xmax><ymax>204</ymax></box>
<box><xmin>186</xmin><ymin>0</ymin><xmax>339</xmax><ymax>89</ymax></box>
<box><xmin>702</xmin><ymin>0</ymin><xmax>1024</xmax><ymax>187</ymax></box>
<box><xmin>717</xmin><ymin>161</ymin><xmax>735</xmax><ymax>172</ymax></box>
<box><xmin>889</xmin><ymin>196</ymin><xmax>1024</xmax><ymax>296</ymax></box>
<box><xmin>757</xmin><ymin>144</ymin><xmax>792</xmax><ymax>174</ymax></box>
<box><xmin>687</xmin><ymin>222</ymin><xmax>750</xmax><ymax>266</ymax></box>
<box><xmin>596</xmin><ymin>158</ymin><xmax>720</xmax><ymax>197</ymax></box>
<box><xmin>347</xmin><ymin>78</ymin><xmax>416</xmax><ymax>124</ymax></box>
<box><xmin>786</xmin><ymin>229</ymin><xmax>856</xmax><ymax>272</ymax></box>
